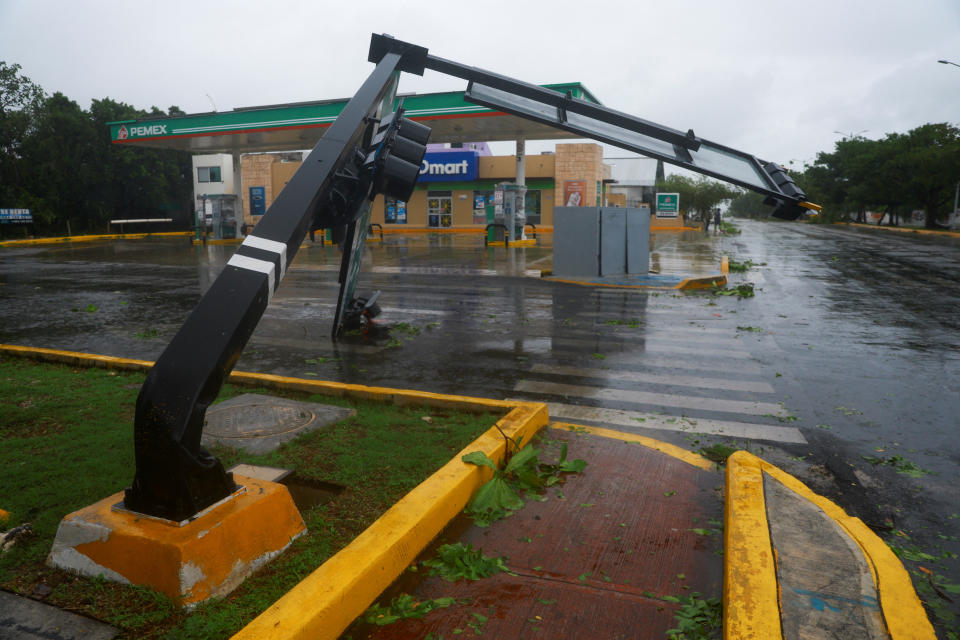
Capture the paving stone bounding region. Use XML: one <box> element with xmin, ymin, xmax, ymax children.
<box><xmin>0</xmin><ymin>591</ymin><xmax>117</xmax><ymax>640</ymax></box>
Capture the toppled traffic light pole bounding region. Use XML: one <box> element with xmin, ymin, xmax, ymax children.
<box><xmin>127</xmin><ymin>34</ymin><xmax>818</xmax><ymax>522</ymax></box>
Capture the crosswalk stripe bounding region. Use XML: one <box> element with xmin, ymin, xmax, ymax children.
<box><xmin>542</xmin><ymin>335</ymin><xmax>755</xmax><ymax>359</ymax></box>
<box><xmin>514</xmin><ymin>380</ymin><xmax>784</xmax><ymax>416</ymax></box>
<box><xmin>528</xmin><ymin>364</ymin><xmax>775</xmax><ymax>394</ymax></box>
<box><xmin>543</xmin><ymin>351</ymin><xmax>764</xmax><ymax>375</ymax></box>
<box><xmin>542</xmin><ymin>402</ymin><xmax>807</xmax><ymax>444</ymax></box>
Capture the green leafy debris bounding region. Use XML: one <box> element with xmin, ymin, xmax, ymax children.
<box><xmin>699</xmin><ymin>444</ymin><xmax>739</xmax><ymax>463</ymax></box>
<box><xmin>665</xmin><ymin>592</ymin><xmax>722</xmax><ymax>640</ymax></box>
<box><xmin>362</xmin><ymin>594</ymin><xmax>456</xmax><ymax>626</ymax></box>
<box><xmin>461</xmin><ymin>441</ymin><xmax>587</xmax><ymax>526</ymax></box>
<box><xmin>861</xmin><ymin>454</ymin><xmax>931</xmax><ymax>478</ymax></box>
<box><xmin>422</xmin><ymin>543</ymin><xmax>513</xmax><ymax>582</ymax></box>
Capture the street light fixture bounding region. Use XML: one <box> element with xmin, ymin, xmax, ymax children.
<box><xmin>938</xmin><ymin>59</ymin><xmax>960</xmax><ymax>69</ymax></box>
<box><xmin>833</xmin><ymin>129</ymin><xmax>868</xmax><ymax>139</ymax></box>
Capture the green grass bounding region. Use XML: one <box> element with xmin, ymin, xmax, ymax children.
<box><xmin>0</xmin><ymin>355</ymin><xmax>502</xmax><ymax>638</ymax></box>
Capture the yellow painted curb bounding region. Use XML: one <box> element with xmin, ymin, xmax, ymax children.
<box><xmin>725</xmin><ymin>451</ymin><xmax>936</xmax><ymax>640</ymax></box>
<box><xmin>0</xmin><ymin>344</ymin><xmax>154</xmax><ymax>372</ymax></box>
<box><xmin>544</xmin><ymin>276</ymin><xmax>675</xmax><ymax>290</ymax></box>
<box><xmin>486</xmin><ymin>238</ymin><xmax>537</xmax><ymax>247</ymax></box>
<box><xmin>550</xmin><ymin>423</ymin><xmax>715</xmax><ymax>471</ymax></box>
<box><xmin>192</xmin><ymin>237</ymin><xmax>242</xmax><ymax>245</ymax></box>
<box><xmin>837</xmin><ymin>222</ymin><xmax>960</xmax><ymax>238</ymax></box>
<box><xmin>0</xmin><ymin>231</ymin><xmax>192</xmax><ymax>247</ymax></box>
<box><xmin>724</xmin><ymin>451</ymin><xmax>782</xmax><ymax>640</ymax></box>
<box><xmin>234</xmin><ymin>403</ymin><xmax>547</xmax><ymax>640</ymax></box>
<box><xmin>676</xmin><ymin>274</ymin><xmax>726</xmax><ymax>290</ymax></box>
<box><xmin>0</xmin><ymin>345</ymin><xmax>525</xmax><ymax>414</ymax></box>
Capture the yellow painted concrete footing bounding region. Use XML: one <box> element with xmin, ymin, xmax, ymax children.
<box><xmin>47</xmin><ymin>475</ymin><xmax>305</xmax><ymax>607</ymax></box>
<box><xmin>0</xmin><ymin>509</ymin><xmax>9</xmax><ymax>524</ymax></box>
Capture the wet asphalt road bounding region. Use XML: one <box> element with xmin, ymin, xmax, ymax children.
<box><xmin>1</xmin><ymin>220</ymin><xmax>959</xmax><ymax>587</ymax></box>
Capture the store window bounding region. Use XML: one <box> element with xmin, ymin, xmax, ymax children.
<box><xmin>525</xmin><ymin>190</ymin><xmax>542</xmax><ymax>225</ymax></box>
<box><xmin>197</xmin><ymin>166</ymin><xmax>222</xmax><ymax>183</ymax></box>
<box><xmin>427</xmin><ymin>191</ymin><xmax>452</xmax><ymax>228</ymax></box>
<box><xmin>472</xmin><ymin>190</ymin><xmax>493</xmax><ymax>225</ymax></box>
<box><xmin>385</xmin><ymin>197</ymin><xmax>407</xmax><ymax>224</ymax></box>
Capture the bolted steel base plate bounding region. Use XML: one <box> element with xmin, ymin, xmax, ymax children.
<box><xmin>202</xmin><ymin>394</ymin><xmax>355</xmax><ymax>455</ymax></box>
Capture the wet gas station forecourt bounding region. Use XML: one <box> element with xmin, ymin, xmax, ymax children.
<box><xmin>1</xmin><ymin>219</ymin><xmax>959</xmax><ymax>587</ymax></box>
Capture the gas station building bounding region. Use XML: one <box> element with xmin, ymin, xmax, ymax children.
<box><xmin>110</xmin><ymin>83</ymin><xmax>675</xmax><ymax>235</ymax></box>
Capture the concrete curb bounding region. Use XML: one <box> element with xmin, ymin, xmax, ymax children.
<box><xmin>0</xmin><ymin>345</ymin><xmax>524</xmax><ymax>413</ymax></box>
<box><xmin>0</xmin><ymin>231</ymin><xmax>192</xmax><ymax>247</ymax></box>
<box><xmin>550</xmin><ymin>422</ymin><xmax>716</xmax><ymax>470</ymax></box>
<box><xmin>676</xmin><ymin>274</ymin><xmax>726</xmax><ymax>290</ymax></box>
<box><xmin>834</xmin><ymin>222</ymin><xmax>960</xmax><ymax>238</ymax></box>
<box><xmin>724</xmin><ymin>451</ymin><xmax>935</xmax><ymax>640</ymax></box>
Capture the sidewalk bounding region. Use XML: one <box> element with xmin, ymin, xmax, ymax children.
<box><xmin>343</xmin><ymin>425</ymin><xmax>723</xmax><ymax>639</ymax></box>
<box><xmin>239</xmin><ymin>422</ymin><xmax>935</xmax><ymax>639</ymax></box>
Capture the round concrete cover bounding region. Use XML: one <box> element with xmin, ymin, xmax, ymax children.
<box><xmin>202</xmin><ymin>394</ymin><xmax>355</xmax><ymax>455</ymax></box>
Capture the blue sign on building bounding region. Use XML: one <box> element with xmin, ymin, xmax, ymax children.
<box><xmin>0</xmin><ymin>208</ymin><xmax>33</xmax><ymax>224</ymax></box>
<box><xmin>249</xmin><ymin>186</ymin><xmax>266</xmax><ymax>216</ymax></box>
<box><xmin>418</xmin><ymin>151</ymin><xmax>479</xmax><ymax>183</ymax></box>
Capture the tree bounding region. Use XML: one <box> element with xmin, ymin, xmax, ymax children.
<box><xmin>0</xmin><ymin>59</ymin><xmax>195</xmax><ymax>235</ymax></box>
<box><xmin>727</xmin><ymin>190</ymin><xmax>767</xmax><ymax>219</ymax></box>
<box><xmin>799</xmin><ymin>124</ymin><xmax>960</xmax><ymax>227</ymax></box>
<box><xmin>0</xmin><ymin>62</ymin><xmax>45</xmax><ymax>208</ymax></box>
<box><xmin>656</xmin><ymin>174</ymin><xmax>740</xmax><ymax>220</ymax></box>
<box><xmin>19</xmin><ymin>92</ymin><xmax>100</xmax><ymax>230</ymax></box>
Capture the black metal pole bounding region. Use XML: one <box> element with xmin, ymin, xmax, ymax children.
<box><xmin>125</xmin><ymin>47</ymin><xmax>419</xmax><ymax>522</ymax></box>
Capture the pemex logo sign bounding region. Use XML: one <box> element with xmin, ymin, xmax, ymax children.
<box><xmin>114</xmin><ymin>123</ymin><xmax>168</xmax><ymax>141</ymax></box>
<box><xmin>656</xmin><ymin>192</ymin><xmax>679</xmax><ymax>218</ymax></box>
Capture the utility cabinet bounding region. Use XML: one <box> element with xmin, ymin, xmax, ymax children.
<box><xmin>554</xmin><ymin>207</ymin><xmax>650</xmax><ymax>277</ymax></box>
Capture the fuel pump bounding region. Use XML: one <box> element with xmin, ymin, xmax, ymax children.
<box><xmin>493</xmin><ymin>182</ymin><xmax>526</xmax><ymax>243</ymax></box>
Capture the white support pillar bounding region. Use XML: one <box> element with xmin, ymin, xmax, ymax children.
<box><xmin>233</xmin><ymin>153</ymin><xmax>244</xmax><ymax>236</ymax></box>
<box><xmin>516</xmin><ymin>137</ymin><xmax>526</xmax><ymax>240</ymax></box>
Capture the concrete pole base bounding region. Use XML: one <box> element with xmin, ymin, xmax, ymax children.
<box><xmin>47</xmin><ymin>475</ymin><xmax>306</xmax><ymax>607</ymax></box>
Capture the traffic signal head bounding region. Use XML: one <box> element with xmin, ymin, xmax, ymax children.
<box><xmin>762</xmin><ymin>162</ymin><xmax>808</xmax><ymax>220</ymax></box>
<box><xmin>366</xmin><ymin>106</ymin><xmax>431</xmax><ymax>202</ymax></box>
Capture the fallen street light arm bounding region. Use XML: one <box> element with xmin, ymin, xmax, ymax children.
<box><xmin>125</xmin><ymin>41</ymin><xmax>428</xmax><ymax>522</ymax></box>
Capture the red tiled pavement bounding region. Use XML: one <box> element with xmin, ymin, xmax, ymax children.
<box><xmin>346</xmin><ymin>427</ymin><xmax>724</xmax><ymax>639</ymax></box>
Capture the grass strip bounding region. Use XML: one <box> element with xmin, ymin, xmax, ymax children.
<box><xmin>0</xmin><ymin>355</ymin><xmax>502</xmax><ymax>638</ymax></box>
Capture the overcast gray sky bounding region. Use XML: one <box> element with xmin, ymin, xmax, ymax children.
<box><xmin>2</xmin><ymin>0</ymin><xmax>958</xmax><ymax>170</ymax></box>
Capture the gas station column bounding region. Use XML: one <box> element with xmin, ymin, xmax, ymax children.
<box><xmin>516</xmin><ymin>137</ymin><xmax>526</xmax><ymax>239</ymax></box>
<box><xmin>233</xmin><ymin>153</ymin><xmax>244</xmax><ymax>236</ymax></box>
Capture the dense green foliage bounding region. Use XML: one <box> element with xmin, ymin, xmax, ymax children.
<box><xmin>728</xmin><ymin>123</ymin><xmax>960</xmax><ymax>226</ymax></box>
<box><xmin>0</xmin><ymin>61</ymin><xmax>193</xmax><ymax>236</ymax></box>
<box><xmin>655</xmin><ymin>175</ymin><xmax>741</xmax><ymax>221</ymax></box>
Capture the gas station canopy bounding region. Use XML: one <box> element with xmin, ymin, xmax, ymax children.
<box><xmin>107</xmin><ymin>83</ymin><xmax>600</xmax><ymax>154</ymax></box>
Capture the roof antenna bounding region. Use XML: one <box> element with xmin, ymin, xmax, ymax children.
<box><xmin>205</xmin><ymin>93</ymin><xmax>217</xmax><ymax>112</ymax></box>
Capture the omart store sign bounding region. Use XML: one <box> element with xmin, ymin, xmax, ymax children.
<box><xmin>418</xmin><ymin>151</ymin><xmax>478</xmax><ymax>183</ymax></box>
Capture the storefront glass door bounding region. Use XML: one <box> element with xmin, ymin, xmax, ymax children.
<box><xmin>427</xmin><ymin>191</ymin><xmax>452</xmax><ymax>228</ymax></box>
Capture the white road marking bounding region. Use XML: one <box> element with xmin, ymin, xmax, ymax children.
<box><xmin>514</xmin><ymin>380</ymin><xmax>784</xmax><ymax>416</ymax></box>
<box><xmin>528</xmin><ymin>363</ymin><xmax>775</xmax><ymax>394</ymax></box>
<box><xmin>541</xmin><ymin>402</ymin><xmax>806</xmax><ymax>444</ymax></box>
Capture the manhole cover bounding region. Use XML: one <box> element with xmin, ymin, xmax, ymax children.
<box><xmin>203</xmin><ymin>394</ymin><xmax>354</xmax><ymax>455</ymax></box>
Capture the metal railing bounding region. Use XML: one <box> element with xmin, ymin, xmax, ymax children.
<box><xmin>484</xmin><ymin>223</ymin><xmax>509</xmax><ymax>247</ymax></box>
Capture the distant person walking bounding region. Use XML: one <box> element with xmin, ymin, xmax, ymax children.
<box><xmin>703</xmin><ymin>210</ymin><xmax>711</xmax><ymax>232</ymax></box>
<box><xmin>713</xmin><ymin>208</ymin><xmax>722</xmax><ymax>232</ymax></box>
